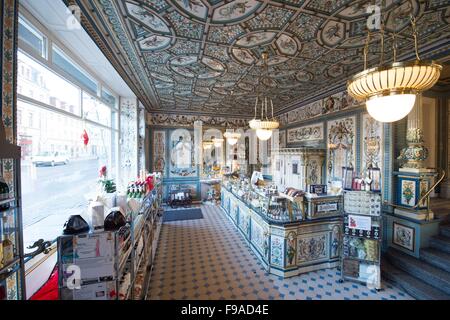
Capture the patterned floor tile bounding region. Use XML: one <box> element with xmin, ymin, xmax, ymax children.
<box><xmin>147</xmin><ymin>205</ymin><xmax>413</xmax><ymax>300</ymax></box>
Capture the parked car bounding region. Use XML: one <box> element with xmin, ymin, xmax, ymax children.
<box><xmin>32</xmin><ymin>152</ymin><xmax>69</xmax><ymax>167</ymax></box>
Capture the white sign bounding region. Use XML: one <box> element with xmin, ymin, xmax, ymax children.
<box><xmin>348</xmin><ymin>215</ymin><xmax>372</xmax><ymax>231</ymax></box>
<box><xmin>317</xmin><ymin>203</ymin><xmax>338</xmax><ymax>212</ymax></box>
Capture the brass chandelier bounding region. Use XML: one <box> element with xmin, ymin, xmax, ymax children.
<box><xmin>223</xmin><ymin>131</ymin><xmax>241</xmax><ymax>145</ymax></box>
<box><xmin>203</xmin><ymin>139</ymin><xmax>214</xmax><ymax>150</ymax></box>
<box><xmin>249</xmin><ymin>52</ymin><xmax>279</xmax><ymax>141</ymax></box>
<box><xmin>347</xmin><ymin>15</ymin><xmax>442</xmax><ymax>123</ymax></box>
<box><xmin>212</xmin><ymin>137</ymin><xmax>224</xmax><ymax>147</ymax></box>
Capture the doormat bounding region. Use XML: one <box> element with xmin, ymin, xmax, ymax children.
<box><xmin>163</xmin><ymin>208</ymin><xmax>203</xmax><ymax>222</ymax></box>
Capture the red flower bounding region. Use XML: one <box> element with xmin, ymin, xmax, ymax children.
<box><xmin>99</xmin><ymin>165</ymin><xmax>107</xmax><ymax>178</ymax></box>
<box><xmin>145</xmin><ymin>176</ymin><xmax>154</xmax><ymax>191</ymax></box>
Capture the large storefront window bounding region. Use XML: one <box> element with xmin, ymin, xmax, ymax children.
<box><xmin>17</xmin><ymin>24</ymin><xmax>119</xmax><ymax>250</ymax></box>
<box><xmin>18</xmin><ymin>51</ymin><xmax>81</xmax><ymax>116</ymax></box>
<box><xmin>82</xmin><ymin>92</ymin><xmax>112</xmax><ymax>127</ymax></box>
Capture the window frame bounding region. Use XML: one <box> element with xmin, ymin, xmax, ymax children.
<box><xmin>18</xmin><ymin>15</ymin><xmax>48</xmax><ymax>59</ymax></box>
<box><xmin>51</xmin><ymin>44</ymin><xmax>99</xmax><ymax>97</ymax></box>
<box><xmin>17</xmin><ymin>11</ymin><xmax>121</xmax><ymax>252</ymax></box>
<box><xmin>18</xmin><ymin>9</ymin><xmax>120</xmax><ymax>113</ymax></box>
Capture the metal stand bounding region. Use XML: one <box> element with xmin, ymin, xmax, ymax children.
<box><xmin>341</xmin><ymin>191</ymin><xmax>383</xmax><ymax>290</ymax></box>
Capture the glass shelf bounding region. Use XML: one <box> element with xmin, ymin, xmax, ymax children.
<box><xmin>0</xmin><ymin>257</ymin><xmax>21</xmax><ymax>276</ymax></box>
<box><xmin>0</xmin><ymin>198</ymin><xmax>15</xmax><ymax>207</ymax></box>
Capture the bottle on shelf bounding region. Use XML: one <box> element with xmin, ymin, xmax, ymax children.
<box><xmin>2</xmin><ymin>236</ymin><xmax>14</xmax><ymax>266</ymax></box>
<box><xmin>0</xmin><ymin>174</ymin><xmax>10</xmax><ymax>212</ymax></box>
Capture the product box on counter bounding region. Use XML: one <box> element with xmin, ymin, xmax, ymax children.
<box><xmin>304</xmin><ymin>194</ymin><xmax>343</xmax><ymax>219</ymax></box>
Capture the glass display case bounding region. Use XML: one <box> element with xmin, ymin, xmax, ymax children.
<box><xmin>0</xmin><ymin>131</ymin><xmax>26</xmax><ymax>300</ymax></box>
<box><xmin>221</xmin><ymin>174</ymin><xmax>343</xmax><ymax>278</ymax></box>
<box><xmin>222</xmin><ymin>176</ymin><xmax>303</xmax><ymax>224</ymax></box>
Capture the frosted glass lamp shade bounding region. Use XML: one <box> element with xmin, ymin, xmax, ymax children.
<box><xmin>256</xmin><ymin>129</ymin><xmax>273</xmax><ymax>141</ymax></box>
<box><xmin>366</xmin><ymin>94</ymin><xmax>416</xmax><ymax>123</ymax></box>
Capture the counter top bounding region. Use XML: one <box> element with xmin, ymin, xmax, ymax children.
<box><xmin>223</xmin><ymin>187</ymin><xmax>341</xmax><ymax>227</ymax></box>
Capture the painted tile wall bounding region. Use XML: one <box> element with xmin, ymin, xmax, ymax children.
<box><xmin>278</xmin><ymin>91</ymin><xmax>394</xmax><ymax>205</ymax></box>
<box><xmin>1</xmin><ymin>0</ymin><xmax>19</xmax><ymax>196</ymax></box>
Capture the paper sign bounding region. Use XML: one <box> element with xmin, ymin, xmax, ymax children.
<box><xmin>348</xmin><ymin>215</ymin><xmax>372</xmax><ymax>231</ymax></box>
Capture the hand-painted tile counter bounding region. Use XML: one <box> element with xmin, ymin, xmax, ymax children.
<box><xmin>221</xmin><ymin>188</ymin><xmax>343</xmax><ymax>278</ymax></box>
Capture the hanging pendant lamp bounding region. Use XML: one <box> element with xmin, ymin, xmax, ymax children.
<box><xmin>212</xmin><ymin>137</ymin><xmax>224</xmax><ymax>148</ymax></box>
<box><xmin>224</xmin><ymin>131</ymin><xmax>241</xmax><ymax>145</ymax></box>
<box><xmin>203</xmin><ymin>139</ymin><xmax>213</xmax><ymax>150</ymax></box>
<box><xmin>347</xmin><ymin>15</ymin><xmax>441</xmax><ymax>123</ymax></box>
<box><xmin>248</xmin><ymin>52</ymin><xmax>279</xmax><ymax>140</ymax></box>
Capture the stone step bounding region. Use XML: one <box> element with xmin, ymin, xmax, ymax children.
<box><xmin>430</xmin><ymin>235</ymin><xmax>450</xmax><ymax>254</ymax></box>
<box><xmin>420</xmin><ymin>248</ymin><xmax>450</xmax><ymax>273</ymax></box>
<box><xmin>382</xmin><ymin>257</ymin><xmax>450</xmax><ymax>300</ymax></box>
<box><xmin>386</xmin><ymin>248</ymin><xmax>450</xmax><ymax>295</ymax></box>
<box><xmin>440</xmin><ymin>225</ymin><xmax>450</xmax><ymax>238</ymax></box>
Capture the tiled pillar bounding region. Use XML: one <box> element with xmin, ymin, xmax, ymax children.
<box><xmin>137</xmin><ymin>102</ymin><xmax>146</xmax><ymax>174</ymax></box>
<box><xmin>397</xmin><ymin>94</ymin><xmax>429</xmax><ymax>169</ymax></box>
<box><xmin>119</xmin><ymin>97</ymin><xmax>138</xmax><ymax>188</ymax></box>
<box><xmin>1</xmin><ymin>0</ymin><xmax>19</xmax><ymax>195</ymax></box>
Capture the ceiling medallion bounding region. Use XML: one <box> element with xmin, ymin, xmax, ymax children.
<box><xmin>169</xmin><ymin>55</ymin><xmax>226</xmax><ymax>79</ymax></box>
<box><xmin>248</xmin><ymin>52</ymin><xmax>280</xmax><ymax>141</ymax></box>
<box><xmin>347</xmin><ymin>15</ymin><xmax>442</xmax><ymax>123</ymax></box>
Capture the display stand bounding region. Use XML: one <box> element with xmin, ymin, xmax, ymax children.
<box><xmin>340</xmin><ymin>191</ymin><xmax>382</xmax><ymax>290</ymax></box>
<box><xmin>167</xmin><ymin>188</ymin><xmax>192</xmax><ymax>208</ymax></box>
<box><xmin>57</xmin><ymin>182</ymin><xmax>163</xmax><ymax>300</ymax></box>
<box><xmin>0</xmin><ymin>131</ymin><xmax>26</xmax><ymax>300</ymax></box>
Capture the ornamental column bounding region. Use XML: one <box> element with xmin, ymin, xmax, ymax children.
<box><xmin>398</xmin><ymin>94</ymin><xmax>428</xmax><ymax>169</ymax></box>
<box><xmin>393</xmin><ymin>93</ymin><xmax>437</xmax><ymax>221</ymax></box>
<box><xmin>194</xmin><ymin>120</ymin><xmax>203</xmax><ymax>174</ymax></box>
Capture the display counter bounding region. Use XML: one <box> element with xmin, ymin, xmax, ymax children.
<box><xmin>221</xmin><ymin>186</ymin><xmax>343</xmax><ymax>277</ymax></box>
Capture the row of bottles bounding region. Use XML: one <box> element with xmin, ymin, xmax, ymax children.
<box><xmin>349</xmin><ymin>171</ymin><xmax>372</xmax><ymax>192</ymax></box>
<box><xmin>127</xmin><ymin>180</ymin><xmax>147</xmax><ymax>199</ymax></box>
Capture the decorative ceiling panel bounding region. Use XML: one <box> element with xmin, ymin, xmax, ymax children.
<box><xmin>69</xmin><ymin>0</ymin><xmax>450</xmax><ymax>116</ymax></box>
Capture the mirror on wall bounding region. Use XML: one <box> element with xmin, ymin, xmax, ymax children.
<box><xmin>169</xmin><ymin>128</ymin><xmax>196</xmax><ymax>177</ymax></box>
<box><xmin>203</xmin><ymin>128</ymin><xmax>223</xmax><ymax>176</ymax></box>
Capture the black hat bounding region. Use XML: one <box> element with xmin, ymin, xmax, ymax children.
<box><xmin>63</xmin><ymin>215</ymin><xmax>90</xmax><ymax>235</ymax></box>
<box><xmin>104</xmin><ymin>210</ymin><xmax>126</xmax><ymax>231</ymax></box>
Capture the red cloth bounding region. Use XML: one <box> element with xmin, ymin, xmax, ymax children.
<box><xmin>30</xmin><ymin>264</ymin><xmax>59</xmax><ymax>300</ymax></box>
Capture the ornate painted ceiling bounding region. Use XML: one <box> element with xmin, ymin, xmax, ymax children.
<box><xmin>67</xmin><ymin>0</ymin><xmax>450</xmax><ymax>117</ymax></box>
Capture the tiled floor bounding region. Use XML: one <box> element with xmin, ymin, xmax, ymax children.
<box><xmin>147</xmin><ymin>205</ymin><xmax>413</xmax><ymax>300</ymax></box>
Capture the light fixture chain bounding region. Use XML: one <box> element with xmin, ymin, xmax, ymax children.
<box><xmin>392</xmin><ymin>33</ymin><xmax>397</xmax><ymax>63</ymax></box>
<box><xmin>410</xmin><ymin>14</ymin><xmax>420</xmax><ymax>61</ymax></box>
<box><xmin>380</xmin><ymin>22</ymin><xmax>384</xmax><ymax>65</ymax></box>
<box><xmin>271</xmin><ymin>99</ymin><xmax>274</xmax><ymax>120</ymax></box>
<box><xmin>364</xmin><ymin>32</ymin><xmax>371</xmax><ymax>70</ymax></box>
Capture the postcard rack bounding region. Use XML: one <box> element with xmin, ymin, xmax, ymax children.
<box><xmin>340</xmin><ymin>191</ymin><xmax>383</xmax><ymax>290</ymax></box>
